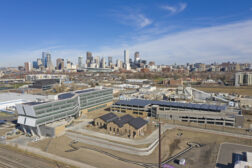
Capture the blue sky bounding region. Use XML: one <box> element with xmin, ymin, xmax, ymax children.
<box><xmin>0</xmin><ymin>0</ymin><xmax>252</xmax><ymax>66</ymax></box>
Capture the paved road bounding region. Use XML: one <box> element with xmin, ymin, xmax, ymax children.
<box><xmin>216</xmin><ymin>143</ymin><xmax>252</xmax><ymax>168</ymax></box>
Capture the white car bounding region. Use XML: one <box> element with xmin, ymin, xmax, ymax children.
<box><xmin>179</xmin><ymin>159</ymin><xmax>186</xmax><ymax>165</ymax></box>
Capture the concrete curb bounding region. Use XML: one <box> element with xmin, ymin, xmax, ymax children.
<box><xmin>66</xmin><ymin>131</ymin><xmax>159</xmax><ymax>156</ymax></box>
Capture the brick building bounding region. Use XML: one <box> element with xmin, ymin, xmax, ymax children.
<box><xmin>94</xmin><ymin>113</ymin><xmax>148</xmax><ymax>138</ymax></box>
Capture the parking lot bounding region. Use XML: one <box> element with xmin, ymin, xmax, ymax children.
<box><xmin>216</xmin><ymin>143</ymin><xmax>252</xmax><ymax>168</ymax></box>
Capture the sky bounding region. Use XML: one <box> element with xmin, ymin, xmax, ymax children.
<box><xmin>0</xmin><ymin>0</ymin><xmax>252</xmax><ymax>67</ymax></box>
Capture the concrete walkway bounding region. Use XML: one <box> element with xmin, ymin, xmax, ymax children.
<box><xmin>67</xmin><ymin>119</ymin><xmax>174</xmax><ymax>145</ymax></box>
<box><xmin>66</xmin><ymin>131</ymin><xmax>159</xmax><ymax>156</ymax></box>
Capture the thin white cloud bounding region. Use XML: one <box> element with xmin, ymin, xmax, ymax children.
<box><xmin>1</xmin><ymin>20</ymin><xmax>252</xmax><ymax>67</ymax></box>
<box><xmin>95</xmin><ymin>20</ymin><xmax>252</xmax><ymax>64</ymax></box>
<box><xmin>119</xmin><ymin>13</ymin><xmax>152</xmax><ymax>28</ymax></box>
<box><xmin>137</xmin><ymin>14</ymin><xmax>152</xmax><ymax>28</ymax></box>
<box><xmin>111</xmin><ymin>8</ymin><xmax>152</xmax><ymax>28</ymax></box>
<box><xmin>161</xmin><ymin>3</ymin><xmax>187</xmax><ymax>14</ymax></box>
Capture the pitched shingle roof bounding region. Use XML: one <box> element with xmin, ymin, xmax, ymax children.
<box><xmin>129</xmin><ymin>117</ymin><xmax>148</xmax><ymax>129</ymax></box>
<box><xmin>112</xmin><ymin>114</ymin><xmax>134</xmax><ymax>128</ymax></box>
<box><xmin>99</xmin><ymin>112</ymin><xmax>118</xmax><ymax>122</ymax></box>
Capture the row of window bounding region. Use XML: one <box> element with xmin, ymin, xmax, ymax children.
<box><xmin>34</xmin><ymin>97</ymin><xmax>78</xmax><ymax>112</ymax></box>
<box><xmin>36</xmin><ymin>105</ymin><xmax>79</xmax><ymax>118</ymax></box>
<box><xmin>35</xmin><ymin>100</ymin><xmax>78</xmax><ymax>115</ymax></box>
<box><xmin>81</xmin><ymin>98</ymin><xmax>112</xmax><ymax>109</ymax></box>
<box><xmin>34</xmin><ymin>90</ymin><xmax>111</xmax><ymax>112</ymax></box>
<box><xmin>80</xmin><ymin>94</ymin><xmax>112</xmax><ymax>103</ymax></box>
<box><xmin>79</xmin><ymin>90</ymin><xmax>112</xmax><ymax>98</ymax></box>
<box><xmin>36</xmin><ymin>107</ymin><xmax>79</xmax><ymax>125</ymax></box>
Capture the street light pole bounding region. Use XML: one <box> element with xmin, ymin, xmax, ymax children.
<box><xmin>159</xmin><ymin>120</ymin><xmax>161</xmax><ymax>168</ymax></box>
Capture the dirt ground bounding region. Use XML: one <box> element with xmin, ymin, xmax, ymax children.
<box><xmin>194</xmin><ymin>86</ymin><xmax>252</xmax><ymax>96</ymax></box>
<box><xmin>167</xmin><ymin>129</ymin><xmax>252</xmax><ymax>168</ymax></box>
<box><xmin>163</xmin><ymin>119</ymin><xmax>252</xmax><ymax>136</ymax></box>
<box><xmin>85</xmin><ymin>108</ymin><xmax>125</xmax><ymax>119</ymax></box>
<box><xmin>0</xmin><ymin>112</ymin><xmax>13</xmax><ymax>117</ymax></box>
<box><xmin>29</xmin><ymin>127</ymin><xmax>252</xmax><ymax>168</ymax></box>
<box><xmin>29</xmin><ymin>135</ymin><xmax>143</xmax><ymax>168</ymax></box>
<box><xmin>85</xmin><ymin>122</ymin><xmax>156</xmax><ymax>140</ymax></box>
<box><xmin>244</xmin><ymin>114</ymin><xmax>252</xmax><ymax>129</ymax></box>
<box><xmin>0</xmin><ymin>128</ymin><xmax>12</xmax><ymax>136</ymax></box>
<box><xmin>0</xmin><ymin>144</ymin><xmax>74</xmax><ymax>168</ymax></box>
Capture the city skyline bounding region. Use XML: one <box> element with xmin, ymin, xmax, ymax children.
<box><xmin>1</xmin><ymin>0</ymin><xmax>252</xmax><ymax>67</ymax></box>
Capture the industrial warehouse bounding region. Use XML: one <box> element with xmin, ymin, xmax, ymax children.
<box><xmin>17</xmin><ymin>87</ymin><xmax>113</xmax><ymax>136</ymax></box>
<box><xmin>111</xmin><ymin>99</ymin><xmax>244</xmax><ymax>127</ymax></box>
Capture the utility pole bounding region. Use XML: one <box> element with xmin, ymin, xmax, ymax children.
<box><xmin>159</xmin><ymin>120</ymin><xmax>161</xmax><ymax>168</ymax></box>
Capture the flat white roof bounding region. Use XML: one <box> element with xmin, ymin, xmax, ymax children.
<box><xmin>247</xmin><ymin>152</ymin><xmax>252</xmax><ymax>162</ymax></box>
<box><xmin>0</xmin><ymin>92</ymin><xmax>46</xmax><ymax>103</ymax></box>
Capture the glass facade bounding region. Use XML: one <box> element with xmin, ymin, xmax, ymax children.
<box><xmin>79</xmin><ymin>88</ymin><xmax>113</xmax><ymax>109</ymax></box>
<box><xmin>18</xmin><ymin>88</ymin><xmax>113</xmax><ymax>126</ymax></box>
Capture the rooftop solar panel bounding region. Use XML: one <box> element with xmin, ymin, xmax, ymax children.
<box><xmin>186</xmin><ymin>103</ymin><xmax>194</xmax><ymax>109</ymax></box>
<box><xmin>209</xmin><ymin>105</ymin><xmax>218</xmax><ymax>111</ymax></box>
<box><xmin>23</xmin><ymin>101</ymin><xmax>45</xmax><ymax>106</ymax></box>
<box><xmin>58</xmin><ymin>93</ymin><xmax>75</xmax><ymax>100</ymax></box>
<box><xmin>200</xmin><ymin>104</ymin><xmax>209</xmax><ymax>110</ymax></box>
<box><xmin>75</xmin><ymin>89</ymin><xmax>96</xmax><ymax>94</ymax></box>
<box><xmin>114</xmin><ymin>99</ymin><xmax>226</xmax><ymax>112</ymax></box>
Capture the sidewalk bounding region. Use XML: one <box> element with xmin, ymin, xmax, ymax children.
<box><xmin>67</xmin><ymin>119</ymin><xmax>174</xmax><ymax>145</ymax></box>
<box><xmin>66</xmin><ymin>131</ymin><xmax>159</xmax><ymax>156</ymax></box>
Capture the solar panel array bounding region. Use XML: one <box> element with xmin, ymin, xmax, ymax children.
<box><xmin>58</xmin><ymin>93</ymin><xmax>75</xmax><ymax>100</ymax></box>
<box><xmin>24</xmin><ymin>101</ymin><xmax>46</xmax><ymax>105</ymax></box>
<box><xmin>75</xmin><ymin>89</ymin><xmax>96</xmax><ymax>94</ymax></box>
<box><xmin>115</xmin><ymin>99</ymin><xmax>226</xmax><ymax>112</ymax></box>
